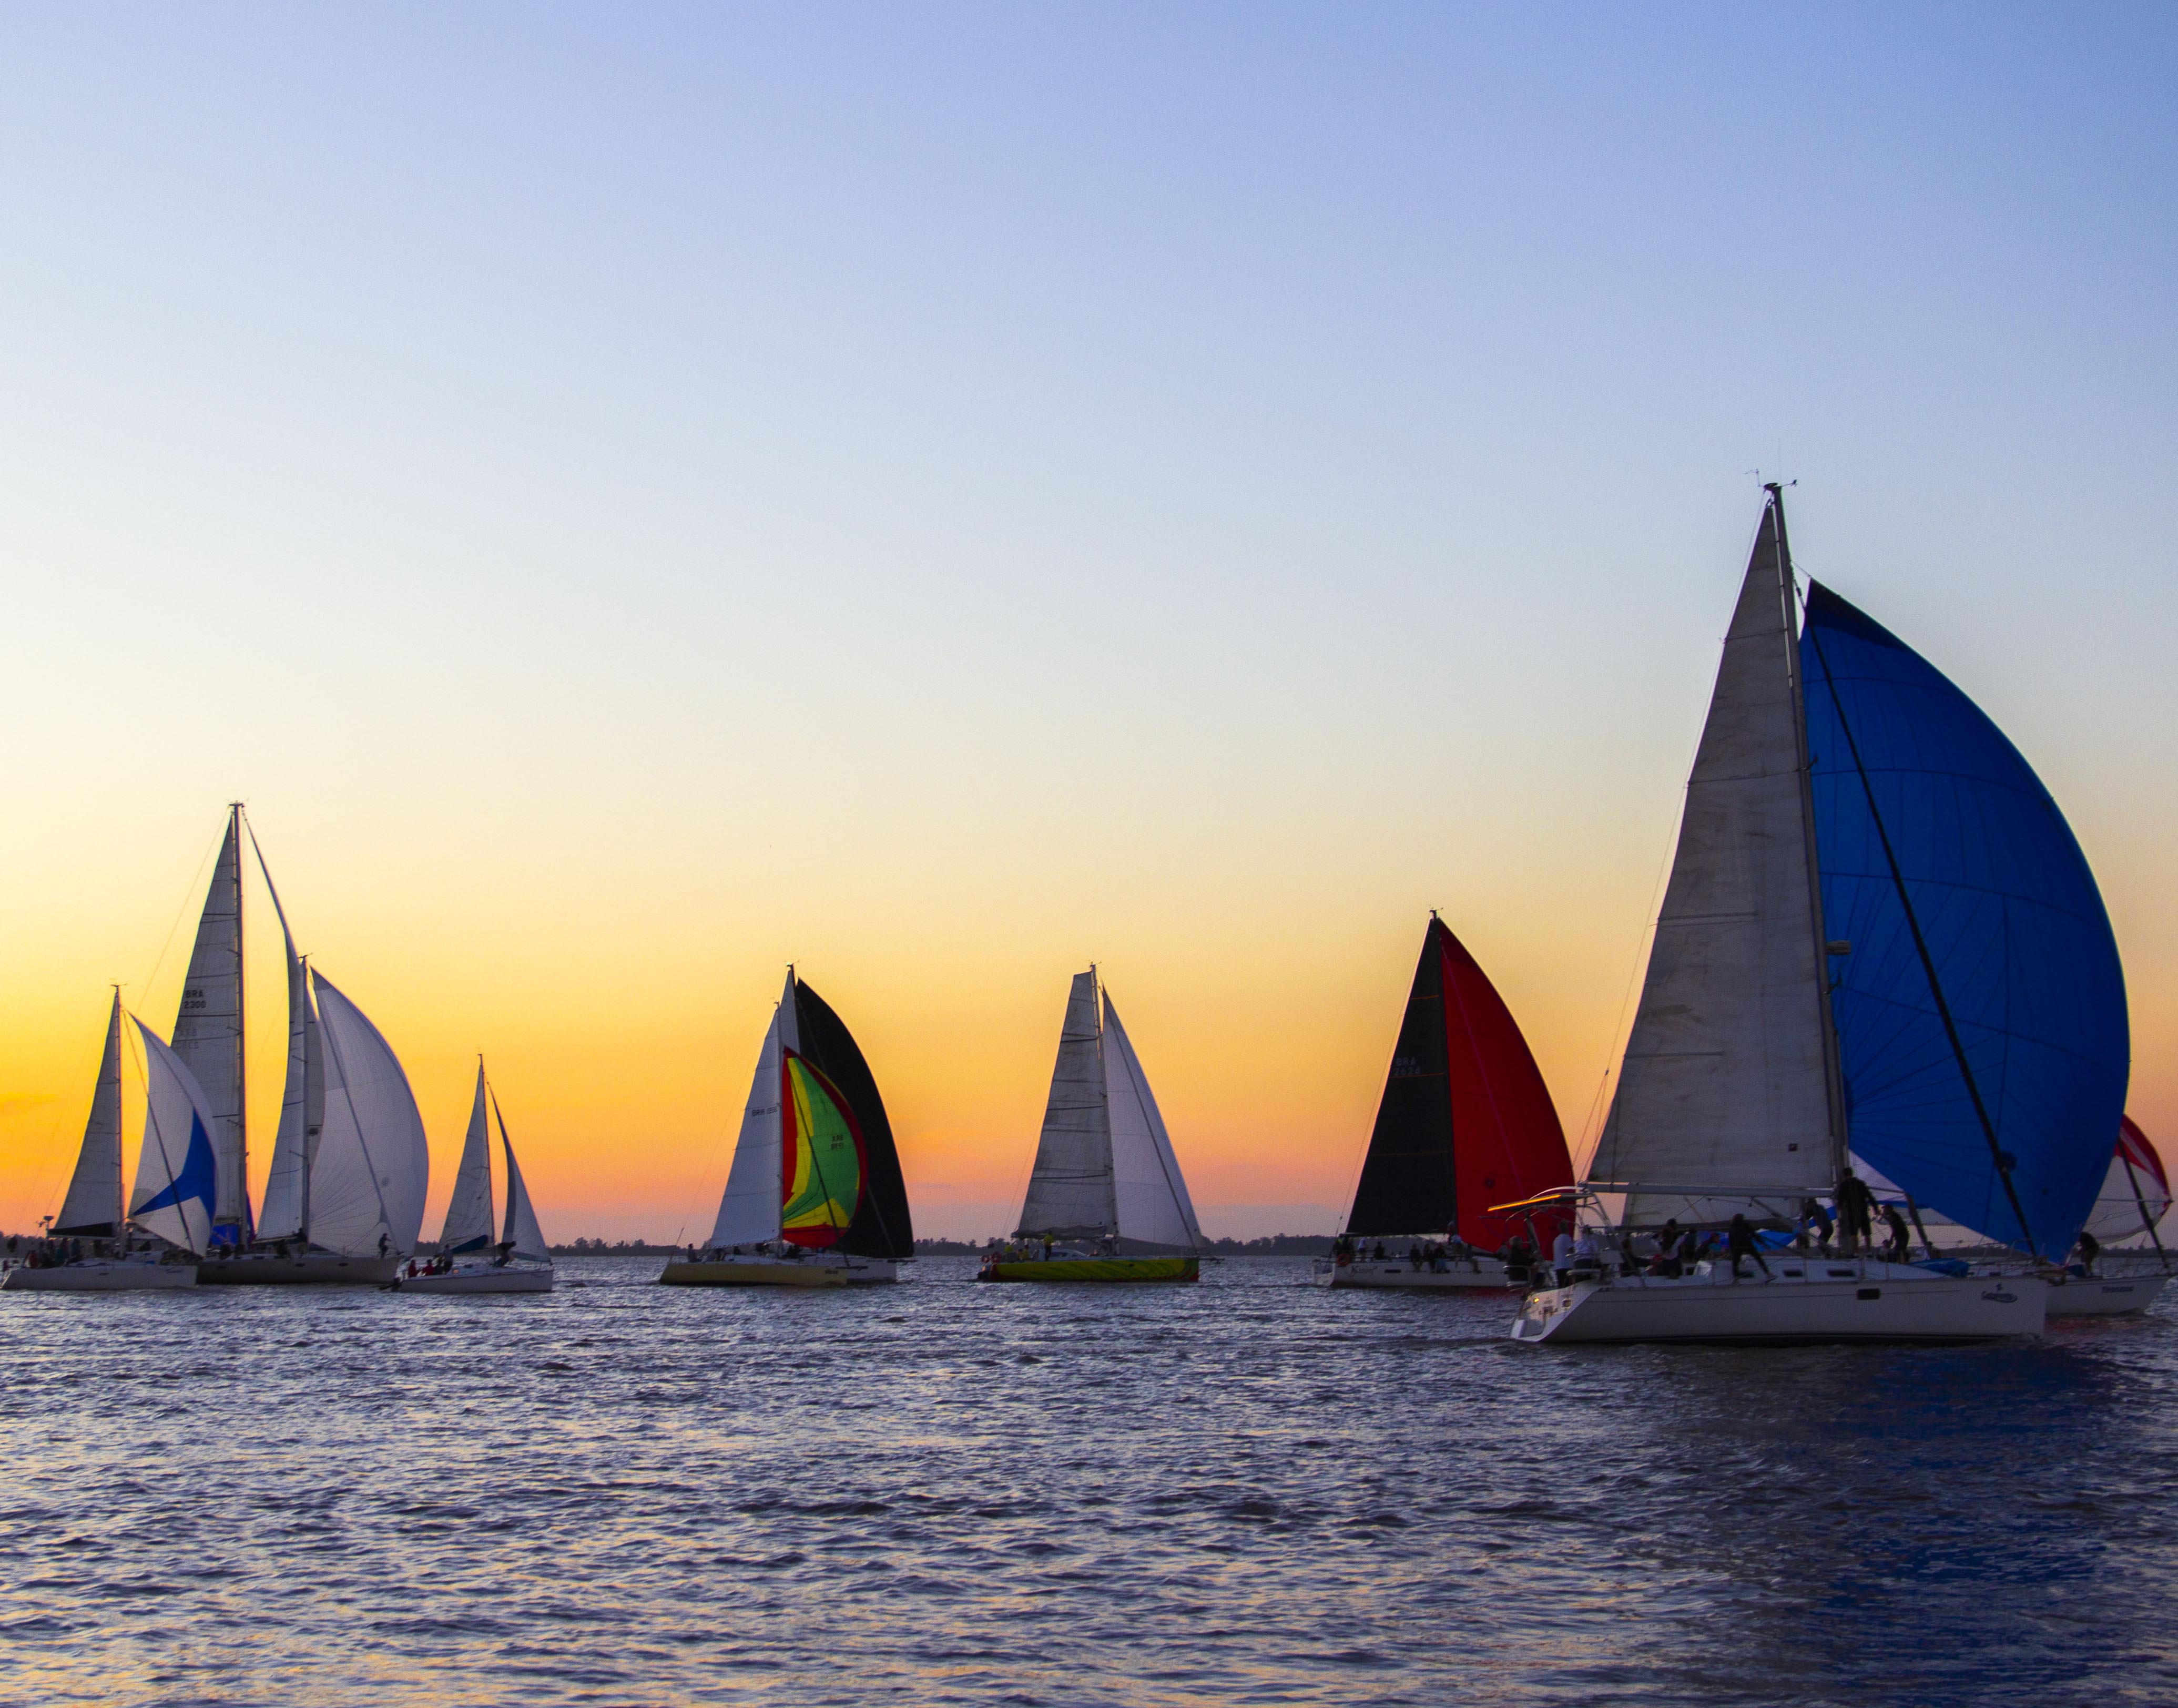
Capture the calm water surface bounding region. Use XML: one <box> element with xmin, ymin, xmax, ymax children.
<box><xmin>0</xmin><ymin>1255</ymin><xmax>2170</xmax><ymax>1707</ymax></box>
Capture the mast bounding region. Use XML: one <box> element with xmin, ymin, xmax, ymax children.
<box><xmin>1771</xmin><ymin>486</ymin><xmax>1851</xmax><ymax>1189</ymax></box>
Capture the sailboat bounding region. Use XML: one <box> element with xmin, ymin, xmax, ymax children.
<box><xmin>1797</xmin><ymin>566</ymin><xmax>2134</xmax><ymax>1316</ymax></box>
<box><xmin>1512</xmin><ymin>488</ymin><xmax>2045</xmax><ymax>1343</ymax></box>
<box><xmin>2044</xmin><ymin>1119</ymin><xmax>2171</xmax><ymax>1315</ymax></box>
<box><xmin>661</xmin><ymin>970</ymin><xmax>914</xmax><ymax>1287</ymax></box>
<box><xmin>395</xmin><ymin>1061</ymin><xmax>554</xmax><ymax>1294</ymax></box>
<box><xmin>179</xmin><ymin>807</ymin><xmax>430</xmax><ymax>1285</ymax></box>
<box><xmin>1322</xmin><ymin>915</ymin><xmax>1574</xmax><ymax>1290</ymax></box>
<box><xmin>2</xmin><ymin>996</ymin><xmax>206</xmax><ymax>1291</ymax></box>
<box><xmin>981</xmin><ymin>968</ymin><xmax>1203</xmax><ymax>1283</ymax></box>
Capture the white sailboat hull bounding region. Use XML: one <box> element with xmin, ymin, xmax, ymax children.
<box><xmin>195</xmin><ymin>1250</ymin><xmax>401</xmax><ymax>1285</ymax></box>
<box><xmin>1319</xmin><ymin>1256</ymin><xmax>1516</xmax><ymax>1291</ymax></box>
<box><xmin>659</xmin><ymin>1252</ymin><xmax>901</xmax><ymax>1288</ymax></box>
<box><xmin>2044</xmin><ymin>1273</ymin><xmax>2169</xmax><ymax>1316</ymax></box>
<box><xmin>393</xmin><ymin>1265</ymin><xmax>554</xmax><ymax>1294</ymax></box>
<box><xmin>1</xmin><ymin>1258</ymin><xmax>198</xmax><ymax>1292</ymax></box>
<box><xmin>1512</xmin><ymin>1259</ymin><xmax>2045</xmax><ymax>1344</ymax></box>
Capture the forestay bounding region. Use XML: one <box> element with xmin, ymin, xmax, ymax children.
<box><xmin>253</xmin><ymin>831</ymin><xmax>320</xmax><ymax>1244</ymax></box>
<box><xmin>497</xmin><ymin>1109</ymin><xmax>552</xmax><ymax>1265</ymax></box>
<box><xmin>708</xmin><ymin>977</ymin><xmax>795</xmax><ymax>1248</ymax></box>
<box><xmin>128</xmin><ymin>1020</ymin><xmax>219</xmax><ymax>1254</ymax></box>
<box><xmin>1590</xmin><ymin>496</ymin><xmax>1841</xmax><ymax>1225</ymax></box>
<box><xmin>309</xmin><ymin>973</ymin><xmax>430</xmax><ymax>1258</ymax></box>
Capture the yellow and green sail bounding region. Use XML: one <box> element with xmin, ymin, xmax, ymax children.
<box><xmin>780</xmin><ymin>1052</ymin><xmax>866</xmax><ymax>1247</ymax></box>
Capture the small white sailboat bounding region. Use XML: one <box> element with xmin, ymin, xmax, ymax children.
<box><xmin>395</xmin><ymin>1062</ymin><xmax>554</xmax><ymax>1294</ymax></box>
<box><xmin>981</xmin><ymin>968</ymin><xmax>1204</xmax><ymax>1283</ymax></box>
<box><xmin>3</xmin><ymin>996</ymin><xmax>204</xmax><ymax>1292</ymax></box>
<box><xmin>1513</xmin><ymin>489</ymin><xmax>2043</xmax><ymax>1344</ymax></box>
<box><xmin>2043</xmin><ymin>1118</ymin><xmax>2171</xmax><ymax>1316</ymax></box>
<box><xmin>662</xmin><ymin>970</ymin><xmax>914</xmax><ymax>1287</ymax></box>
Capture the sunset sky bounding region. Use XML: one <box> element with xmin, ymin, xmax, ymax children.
<box><xmin>3</xmin><ymin>4</ymin><xmax>2173</xmax><ymax>1242</ymax></box>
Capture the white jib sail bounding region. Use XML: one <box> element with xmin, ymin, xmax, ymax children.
<box><xmin>1587</xmin><ymin>500</ymin><xmax>1841</xmax><ymax>1226</ymax></box>
<box><xmin>54</xmin><ymin>991</ymin><xmax>127</xmax><ymax>1236</ymax></box>
<box><xmin>1100</xmin><ymin>990</ymin><xmax>1204</xmax><ymax>1253</ymax></box>
<box><xmin>438</xmin><ymin>1064</ymin><xmax>496</xmax><ymax>1254</ymax></box>
<box><xmin>309</xmin><ymin>972</ymin><xmax>431</xmax><ymax>1259</ymax></box>
<box><xmin>709</xmin><ymin>991</ymin><xmax>788</xmax><ymax>1248</ymax></box>
<box><xmin>1017</xmin><ymin>971</ymin><xmax>1117</xmax><ymax>1238</ymax></box>
<box><xmin>253</xmin><ymin>829</ymin><xmax>315</xmax><ymax>1243</ymax></box>
<box><xmin>128</xmin><ymin>1019</ymin><xmax>219</xmax><ymax>1254</ymax></box>
<box><xmin>499</xmin><ymin>1127</ymin><xmax>551</xmax><ymax>1265</ymax></box>
<box><xmin>171</xmin><ymin>808</ymin><xmax>248</xmax><ymax>1229</ymax></box>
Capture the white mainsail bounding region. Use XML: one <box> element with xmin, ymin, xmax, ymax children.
<box><xmin>1101</xmin><ymin>992</ymin><xmax>1205</xmax><ymax>1253</ymax></box>
<box><xmin>309</xmin><ymin>972</ymin><xmax>431</xmax><ymax>1259</ymax></box>
<box><xmin>171</xmin><ymin>806</ymin><xmax>248</xmax><ymax>1234</ymax></box>
<box><xmin>708</xmin><ymin>977</ymin><xmax>796</xmax><ymax>1247</ymax></box>
<box><xmin>1587</xmin><ymin>494</ymin><xmax>1844</xmax><ymax>1225</ymax></box>
<box><xmin>252</xmin><ymin>828</ymin><xmax>321</xmax><ymax>1243</ymax></box>
<box><xmin>437</xmin><ymin>1064</ymin><xmax>497</xmax><ymax>1254</ymax></box>
<box><xmin>128</xmin><ymin>1019</ymin><xmax>220</xmax><ymax>1254</ymax></box>
<box><xmin>1016</xmin><ymin>971</ymin><xmax>1117</xmax><ymax>1238</ymax></box>
<box><xmin>498</xmin><ymin>1111</ymin><xmax>552</xmax><ymax>1265</ymax></box>
<box><xmin>53</xmin><ymin>992</ymin><xmax>127</xmax><ymax>1236</ymax></box>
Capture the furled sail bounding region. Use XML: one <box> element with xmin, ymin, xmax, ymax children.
<box><xmin>309</xmin><ymin>972</ymin><xmax>431</xmax><ymax>1259</ymax></box>
<box><xmin>1589</xmin><ymin>493</ymin><xmax>1843</xmax><ymax>1225</ymax></box>
<box><xmin>252</xmin><ymin>829</ymin><xmax>320</xmax><ymax>1244</ymax></box>
<box><xmin>128</xmin><ymin>1019</ymin><xmax>219</xmax><ymax>1254</ymax></box>
<box><xmin>1100</xmin><ymin>992</ymin><xmax>1203</xmax><ymax>1254</ymax></box>
<box><xmin>53</xmin><ymin>992</ymin><xmax>128</xmax><ymax>1236</ymax></box>
<box><xmin>708</xmin><ymin>980</ymin><xmax>792</xmax><ymax>1248</ymax></box>
<box><xmin>1802</xmin><ymin>582</ymin><xmax>2128</xmax><ymax>1260</ymax></box>
<box><xmin>171</xmin><ymin>806</ymin><xmax>249</xmax><ymax>1239</ymax></box>
<box><xmin>1345</xmin><ymin>917</ymin><xmax>1575</xmax><ymax>1247</ymax></box>
<box><xmin>2084</xmin><ymin>1117</ymin><xmax>2171</xmax><ymax>1246</ymax></box>
<box><xmin>437</xmin><ymin>1064</ymin><xmax>497</xmax><ymax>1255</ymax></box>
<box><xmin>1016</xmin><ymin>972</ymin><xmax>1117</xmax><ymax>1239</ymax></box>
<box><xmin>790</xmin><ymin>979</ymin><xmax>913</xmax><ymax>1260</ymax></box>
<box><xmin>495</xmin><ymin>1093</ymin><xmax>552</xmax><ymax>1265</ymax></box>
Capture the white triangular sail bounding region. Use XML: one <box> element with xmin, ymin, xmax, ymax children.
<box><xmin>309</xmin><ymin>972</ymin><xmax>431</xmax><ymax>1259</ymax></box>
<box><xmin>1587</xmin><ymin>496</ymin><xmax>1843</xmax><ymax>1225</ymax></box>
<box><xmin>497</xmin><ymin>1100</ymin><xmax>551</xmax><ymax>1265</ymax></box>
<box><xmin>252</xmin><ymin>828</ymin><xmax>320</xmax><ymax>1243</ymax></box>
<box><xmin>1016</xmin><ymin>971</ymin><xmax>1117</xmax><ymax>1239</ymax></box>
<box><xmin>709</xmin><ymin>987</ymin><xmax>789</xmax><ymax>1248</ymax></box>
<box><xmin>53</xmin><ymin>992</ymin><xmax>127</xmax><ymax>1236</ymax></box>
<box><xmin>1100</xmin><ymin>991</ymin><xmax>1204</xmax><ymax>1254</ymax></box>
<box><xmin>437</xmin><ymin>1064</ymin><xmax>496</xmax><ymax>1254</ymax></box>
<box><xmin>171</xmin><ymin>807</ymin><xmax>248</xmax><ymax>1234</ymax></box>
<box><xmin>128</xmin><ymin>1019</ymin><xmax>219</xmax><ymax>1254</ymax></box>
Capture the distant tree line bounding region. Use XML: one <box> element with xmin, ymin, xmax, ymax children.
<box><xmin>910</xmin><ymin>1233</ymin><xmax>1331</xmax><ymax>1256</ymax></box>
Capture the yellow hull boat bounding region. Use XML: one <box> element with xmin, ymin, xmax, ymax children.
<box><xmin>979</xmin><ymin>1256</ymin><xmax>1198</xmax><ymax>1284</ymax></box>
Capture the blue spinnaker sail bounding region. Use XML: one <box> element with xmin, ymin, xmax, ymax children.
<box><xmin>1800</xmin><ymin>583</ymin><xmax>2127</xmax><ymax>1259</ymax></box>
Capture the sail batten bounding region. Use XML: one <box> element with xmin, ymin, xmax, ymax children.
<box><xmin>1017</xmin><ymin>972</ymin><xmax>1116</xmax><ymax>1239</ymax></box>
<box><xmin>171</xmin><ymin>808</ymin><xmax>248</xmax><ymax>1239</ymax></box>
<box><xmin>53</xmin><ymin>993</ymin><xmax>128</xmax><ymax>1236</ymax></box>
<box><xmin>1591</xmin><ymin>493</ymin><xmax>1840</xmax><ymax>1225</ymax></box>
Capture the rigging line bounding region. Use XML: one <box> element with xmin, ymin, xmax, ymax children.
<box><xmin>136</xmin><ymin>819</ymin><xmax>225</xmax><ymax>1030</ymax></box>
<box><xmin>1109</xmin><ymin>999</ymin><xmax>1198</xmax><ymax>1256</ymax></box>
<box><xmin>1803</xmin><ymin>606</ymin><xmax>2039</xmax><ymax>1256</ymax></box>
<box><xmin>490</xmin><ymin>1084</ymin><xmax>523</xmax><ymax>1252</ymax></box>
<box><xmin>2116</xmin><ymin>1144</ymin><xmax>2171</xmax><ymax>1274</ymax></box>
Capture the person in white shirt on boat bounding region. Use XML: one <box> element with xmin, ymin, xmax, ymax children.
<box><xmin>1551</xmin><ymin>1229</ymin><xmax>1576</xmax><ymax>1286</ymax></box>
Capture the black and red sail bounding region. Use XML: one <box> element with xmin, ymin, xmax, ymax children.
<box><xmin>1344</xmin><ymin>917</ymin><xmax>1573</xmax><ymax>1247</ymax></box>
